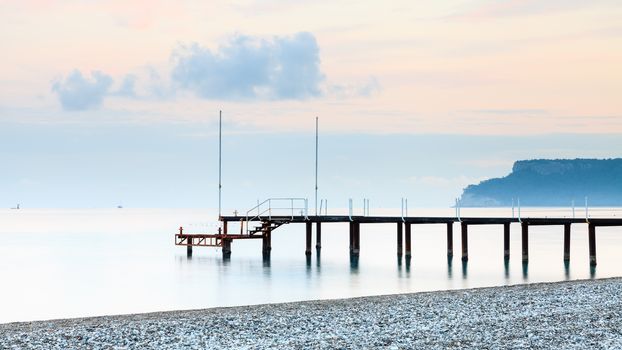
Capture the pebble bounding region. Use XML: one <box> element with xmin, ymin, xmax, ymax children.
<box><xmin>1</xmin><ymin>278</ymin><xmax>622</xmax><ymax>349</ymax></box>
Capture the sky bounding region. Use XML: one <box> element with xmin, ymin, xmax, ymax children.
<box><xmin>1</xmin><ymin>0</ymin><xmax>621</xmax><ymax>209</ymax></box>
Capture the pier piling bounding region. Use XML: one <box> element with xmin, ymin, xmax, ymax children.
<box><xmin>446</xmin><ymin>223</ymin><xmax>453</xmax><ymax>257</ymax></box>
<box><xmin>405</xmin><ymin>223</ymin><xmax>412</xmax><ymax>258</ymax></box>
<box><xmin>305</xmin><ymin>222</ymin><xmax>312</xmax><ymax>256</ymax></box>
<box><xmin>461</xmin><ymin>222</ymin><xmax>468</xmax><ymax>262</ymax></box>
<box><xmin>316</xmin><ymin>222</ymin><xmax>322</xmax><ymax>250</ymax></box>
<box><xmin>352</xmin><ymin>222</ymin><xmax>360</xmax><ymax>257</ymax></box>
<box><xmin>503</xmin><ymin>223</ymin><xmax>510</xmax><ymax>260</ymax></box>
<box><xmin>563</xmin><ymin>223</ymin><xmax>571</xmax><ymax>261</ymax></box>
<box><xmin>350</xmin><ymin>221</ymin><xmax>354</xmax><ymax>256</ymax></box>
<box><xmin>397</xmin><ymin>222</ymin><xmax>403</xmax><ymax>257</ymax></box>
<box><xmin>187</xmin><ymin>238</ymin><xmax>193</xmax><ymax>257</ymax></box>
<box><xmin>222</xmin><ymin>238</ymin><xmax>232</xmax><ymax>259</ymax></box>
<box><xmin>262</xmin><ymin>229</ymin><xmax>271</xmax><ymax>259</ymax></box>
<box><xmin>521</xmin><ymin>222</ymin><xmax>529</xmax><ymax>263</ymax></box>
<box><xmin>588</xmin><ymin>223</ymin><xmax>597</xmax><ymax>266</ymax></box>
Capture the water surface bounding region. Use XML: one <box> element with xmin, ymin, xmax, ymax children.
<box><xmin>1</xmin><ymin>207</ymin><xmax>621</xmax><ymax>323</ymax></box>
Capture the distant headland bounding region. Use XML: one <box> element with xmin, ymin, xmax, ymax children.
<box><xmin>459</xmin><ymin>158</ymin><xmax>622</xmax><ymax>207</ymax></box>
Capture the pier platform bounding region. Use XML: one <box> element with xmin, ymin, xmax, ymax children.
<box><xmin>177</xmin><ymin>214</ymin><xmax>622</xmax><ymax>267</ymax></box>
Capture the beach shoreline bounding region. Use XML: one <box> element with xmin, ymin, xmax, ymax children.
<box><xmin>3</xmin><ymin>277</ymin><xmax>622</xmax><ymax>349</ymax></box>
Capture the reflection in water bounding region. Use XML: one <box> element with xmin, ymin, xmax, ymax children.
<box><xmin>263</xmin><ymin>260</ymin><xmax>271</xmax><ymax>278</ymax></box>
<box><xmin>405</xmin><ymin>256</ymin><xmax>411</xmax><ymax>273</ymax></box>
<box><xmin>316</xmin><ymin>249</ymin><xmax>322</xmax><ymax>265</ymax></box>
<box><xmin>590</xmin><ymin>265</ymin><xmax>596</xmax><ymax>279</ymax></box>
<box><xmin>522</xmin><ymin>262</ymin><xmax>528</xmax><ymax>279</ymax></box>
<box><xmin>5</xmin><ymin>207</ymin><xmax>622</xmax><ymax>325</ymax></box>
<box><xmin>350</xmin><ymin>255</ymin><xmax>359</xmax><ymax>271</ymax></box>
<box><xmin>447</xmin><ymin>255</ymin><xmax>453</xmax><ymax>278</ymax></box>
<box><xmin>504</xmin><ymin>259</ymin><xmax>509</xmax><ymax>279</ymax></box>
<box><xmin>564</xmin><ymin>260</ymin><xmax>570</xmax><ymax>279</ymax></box>
<box><xmin>262</xmin><ymin>256</ymin><xmax>271</xmax><ymax>268</ymax></box>
<box><xmin>350</xmin><ymin>255</ymin><xmax>359</xmax><ymax>272</ymax></box>
<box><xmin>462</xmin><ymin>260</ymin><xmax>468</xmax><ymax>279</ymax></box>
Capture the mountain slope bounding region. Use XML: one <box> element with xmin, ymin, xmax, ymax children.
<box><xmin>459</xmin><ymin>158</ymin><xmax>622</xmax><ymax>207</ymax></box>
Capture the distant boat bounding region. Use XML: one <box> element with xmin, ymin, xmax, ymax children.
<box><xmin>10</xmin><ymin>204</ymin><xmax>20</xmax><ymax>210</ymax></box>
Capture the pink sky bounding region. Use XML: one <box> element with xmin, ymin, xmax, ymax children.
<box><xmin>1</xmin><ymin>0</ymin><xmax>621</xmax><ymax>134</ymax></box>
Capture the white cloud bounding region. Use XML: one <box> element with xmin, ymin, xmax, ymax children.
<box><xmin>51</xmin><ymin>70</ymin><xmax>113</xmax><ymax>111</ymax></box>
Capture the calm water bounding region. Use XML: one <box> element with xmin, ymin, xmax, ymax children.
<box><xmin>1</xmin><ymin>207</ymin><xmax>621</xmax><ymax>323</ymax></box>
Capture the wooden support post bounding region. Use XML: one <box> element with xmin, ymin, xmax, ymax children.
<box><xmin>461</xmin><ymin>222</ymin><xmax>468</xmax><ymax>262</ymax></box>
<box><xmin>397</xmin><ymin>222</ymin><xmax>403</xmax><ymax>257</ymax></box>
<box><xmin>350</xmin><ymin>221</ymin><xmax>354</xmax><ymax>255</ymax></box>
<box><xmin>521</xmin><ymin>222</ymin><xmax>529</xmax><ymax>263</ymax></box>
<box><xmin>404</xmin><ymin>223</ymin><xmax>412</xmax><ymax>258</ymax></box>
<box><xmin>186</xmin><ymin>236</ymin><xmax>193</xmax><ymax>257</ymax></box>
<box><xmin>503</xmin><ymin>222</ymin><xmax>510</xmax><ymax>260</ymax></box>
<box><xmin>352</xmin><ymin>222</ymin><xmax>360</xmax><ymax>256</ymax></box>
<box><xmin>222</xmin><ymin>238</ymin><xmax>232</xmax><ymax>259</ymax></box>
<box><xmin>305</xmin><ymin>221</ymin><xmax>312</xmax><ymax>256</ymax></box>
<box><xmin>563</xmin><ymin>223</ymin><xmax>571</xmax><ymax>261</ymax></box>
<box><xmin>262</xmin><ymin>228</ymin><xmax>271</xmax><ymax>258</ymax></box>
<box><xmin>446</xmin><ymin>223</ymin><xmax>453</xmax><ymax>257</ymax></box>
<box><xmin>588</xmin><ymin>223</ymin><xmax>597</xmax><ymax>266</ymax></box>
<box><xmin>316</xmin><ymin>222</ymin><xmax>322</xmax><ymax>250</ymax></box>
<box><xmin>223</xmin><ymin>221</ymin><xmax>228</xmax><ymax>235</ymax></box>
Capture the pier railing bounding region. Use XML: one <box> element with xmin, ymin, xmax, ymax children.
<box><xmin>245</xmin><ymin>198</ymin><xmax>308</xmax><ymax>234</ymax></box>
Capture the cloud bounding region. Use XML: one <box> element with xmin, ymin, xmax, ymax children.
<box><xmin>171</xmin><ymin>32</ymin><xmax>324</xmax><ymax>100</ymax></box>
<box><xmin>52</xmin><ymin>70</ymin><xmax>113</xmax><ymax>111</ymax></box>
<box><xmin>329</xmin><ymin>77</ymin><xmax>381</xmax><ymax>99</ymax></box>
<box><xmin>113</xmin><ymin>74</ymin><xmax>137</xmax><ymax>97</ymax></box>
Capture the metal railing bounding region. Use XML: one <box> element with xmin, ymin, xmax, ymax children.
<box><xmin>245</xmin><ymin>198</ymin><xmax>308</xmax><ymax>234</ymax></box>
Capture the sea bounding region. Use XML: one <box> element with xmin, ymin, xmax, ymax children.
<box><xmin>1</xmin><ymin>207</ymin><xmax>621</xmax><ymax>324</ymax></box>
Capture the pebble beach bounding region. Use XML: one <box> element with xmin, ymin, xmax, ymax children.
<box><xmin>2</xmin><ymin>278</ymin><xmax>622</xmax><ymax>349</ymax></box>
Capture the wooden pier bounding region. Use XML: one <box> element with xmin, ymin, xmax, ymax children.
<box><xmin>175</xmin><ymin>213</ymin><xmax>622</xmax><ymax>267</ymax></box>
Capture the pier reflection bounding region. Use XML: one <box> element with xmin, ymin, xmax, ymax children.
<box><xmin>316</xmin><ymin>249</ymin><xmax>321</xmax><ymax>270</ymax></box>
<box><xmin>522</xmin><ymin>262</ymin><xmax>528</xmax><ymax>279</ymax></box>
<box><xmin>504</xmin><ymin>259</ymin><xmax>509</xmax><ymax>279</ymax></box>
<box><xmin>564</xmin><ymin>260</ymin><xmax>570</xmax><ymax>279</ymax></box>
<box><xmin>350</xmin><ymin>255</ymin><xmax>359</xmax><ymax>272</ymax></box>
<box><xmin>461</xmin><ymin>260</ymin><xmax>468</xmax><ymax>279</ymax></box>
<box><xmin>447</xmin><ymin>255</ymin><xmax>453</xmax><ymax>278</ymax></box>
<box><xmin>262</xmin><ymin>256</ymin><xmax>271</xmax><ymax>268</ymax></box>
<box><xmin>590</xmin><ymin>265</ymin><xmax>596</xmax><ymax>279</ymax></box>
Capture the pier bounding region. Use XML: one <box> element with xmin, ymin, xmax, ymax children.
<box><xmin>175</xmin><ymin>198</ymin><xmax>622</xmax><ymax>267</ymax></box>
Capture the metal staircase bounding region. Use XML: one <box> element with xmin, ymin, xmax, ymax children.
<box><xmin>244</xmin><ymin>198</ymin><xmax>308</xmax><ymax>235</ymax></box>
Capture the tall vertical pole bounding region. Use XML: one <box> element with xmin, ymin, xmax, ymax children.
<box><xmin>218</xmin><ymin>110</ymin><xmax>222</xmax><ymax>218</ymax></box>
<box><xmin>315</xmin><ymin>117</ymin><xmax>319</xmax><ymax>216</ymax></box>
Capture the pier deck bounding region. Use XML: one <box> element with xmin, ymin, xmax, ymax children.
<box><xmin>176</xmin><ymin>213</ymin><xmax>622</xmax><ymax>267</ymax></box>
